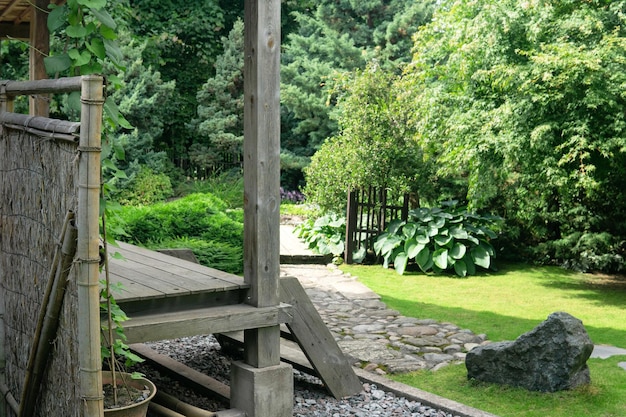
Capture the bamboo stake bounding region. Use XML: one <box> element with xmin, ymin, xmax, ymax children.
<box><xmin>0</xmin><ymin>267</ymin><xmax>6</xmax><ymax>417</ymax></box>
<box><xmin>0</xmin><ymin>381</ymin><xmax>18</xmax><ymax>414</ymax></box>
<box><xmin>153</xmin><ymin>391</ymin><xmax>217</xmax><ymax>417</ymax></box>
<box><xmin>18</xmin><ymin>217</ymin><xmax>78</xmax><ymax>417</ymax></box>
<box><xmin>76</xmin><ymin>75</ymin><xmax>104</xmax><ymax>417</ymax></box>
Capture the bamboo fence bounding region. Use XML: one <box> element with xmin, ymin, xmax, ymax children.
<box><xmin>0</xmin><ymin>76</ymin><xmax>103</xmax><ymax>417</ymax></box>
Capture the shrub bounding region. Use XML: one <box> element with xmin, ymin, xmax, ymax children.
<box><xmin>116</xmin><ymin>165</ymin><xmax>173</xmax><ymax>206</ymax></box>
<box><xmin>295</xmin><ymin>213</ymin><xmax>346</xmax><ymax>259</ymax></box>
<box><xmin>374</xmin><ymin>202</ymin><xmax>501</xmax><ymax>276</ymax></box>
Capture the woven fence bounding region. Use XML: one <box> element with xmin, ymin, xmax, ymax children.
<box><xmin>0</xmin><ymin>76</ymin><xmax>103</xmax><ymax>417</ymax></box>
<box><xmin>0</xmin><ymin>122</ymin><xmax>80</xmax><ymax>416</ymax></box>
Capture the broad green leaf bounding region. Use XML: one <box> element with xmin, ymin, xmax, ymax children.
<box><xmin>352</xmin><ymin>247</ymin><xmax>366</xmax><ymax>263</ymax></box>
<box><xmin>387</xmin><ymin>219</ymin><xmax>405</xmax><ymax>235</ymax></box>
<box><xmin>48</xmin><ymin>5</ymin><xmax>67</xmax><ymax>32</ymax></box>
<box><xmin>77</xmin><ymin>0</ymin><xmax>107</xmax><ymax>9</ymax></box>
<box><xmin>415</xmin><ymin>247</ymin><xmax>431</xmax><ymax>271</ymax></box>
<box><xmin>454</xmin><ymin>259</ymin><xmax>467</xmax><ymax>277</ymax></box>
<box><xmin>44</xmin><ymin>54</ymin><xmax>72</xmax><ymax>74</ymax></box>
<box><xmin>91</xmin><ymin>7</ymin><xmax>116</xmax><ymax>29</ymax></box>
<box><xmin>429</xmin><ymin>217</ymin><xmax>446</xmax><ymax>229</ymax></box>
<box><xmin>377</xmin><ymin>235</ymin><xmax>401</xmax><ymax>257</ymax></box>
<box><xmin>433</xmin><ymin>248</ymin><xmax>448</xmax><ymax>270</ymax></box>
<box><xmin>471</xmin><ymin>244</ymin><xmax>490</xmax><ymax>269</ymax></box>
<box><xmin>466</xmin><ymin>235</ymin><xmax>480</xmax><ymax>245</ymax></box>
<box><xmin>67</xmin><ymin>91</ymin><xmax>81</xmax><ymax>113</ymax></box>
<box><xmin>479</xmin><ymin>226</ymin><xmax>498</xmax><ymax>239</ymax></box>
<box><xmin>405</xmin><ymin>239</ymin><xmax>425</xmax><ymax>259</ymax></box>
<box><xmin>99</xmin><ymin>24</ymin><xmax>117</xmax><ymax>40</ymax></box>
<box><xmin>104</xmin><ymin>38</ymin><xmax>123</xmax><ymax>65</ymax></box>
<box><xmin>68</xmin><ymin>48</ymin><xmax>92</xmax><ymax>66</ymax></box>
<box><xmin>427</xmin><ymin>223</ymin><xmax>439</xmax><ymax>237</ymax></box>
<box><xmin>449</xmin><ymin>226</ymin><xmax>469</xmax><ymax>240</ymax></box>
<box><xmin>450</xmin><ymin>242</ymin><xmax>466</xmax><ymax>259</ymax></box>
<box><xmin>464</xmin><ymin>254</ymin><xmax>476</xmax><ymax>276</ymax></box>
<box><xmin>373</xmin><ymin>233</ymin><xmax>389</xmax><ymax>254</ymax></box>
<box><xmin>402</xmin><ymin>222</ymin><xmax>417</xmax><ymax>239</ymax></box>
<box><xmin>394</xmin><ymin>252</ymin><xmax>408</xmax><ymax>275</ymax></box>
<box><xmin>416</xmin><ymin>233</ymin><xmax>430</xmax><ymax>244</ymax></box>
<box><xmin>66</xmin><ymin>24</ymin><xmax>87</xmax><ymax>38</ymax></box>
<box><xmin>434</xmin><ymin>234</ymin><xmax>452</xmax><ymax>247</ymax></box>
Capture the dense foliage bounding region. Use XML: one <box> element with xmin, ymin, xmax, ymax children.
<box><xmin>108</xmin><ymin>193</ymin><xmax>243</xmax><ymax>274</ymax></box>
<box><xmin>374</xmin><ymin>203</ymin><xmax>501</xmax><ymax>276</ymax></box>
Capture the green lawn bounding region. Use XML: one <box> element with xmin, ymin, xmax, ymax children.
<box><xmin>340</xmin><ymin>263</ymin><xmax>626</xmax><ymax>417</ymax></box>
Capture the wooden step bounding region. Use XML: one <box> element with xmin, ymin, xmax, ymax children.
<box><xmin>116</xmin><ymin>303</ymin><xmax>293</xmax><ymax>344</ymax></box>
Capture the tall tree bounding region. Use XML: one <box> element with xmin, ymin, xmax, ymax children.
<box><xmin>192</xmin><ymin>19</ymin><xmax>245</xmax><ymax>177</ymax></box>
<box><xmin>402</xmin><ymin>0</ymin><xmax>626</xmax><ymax>271</ymax></box>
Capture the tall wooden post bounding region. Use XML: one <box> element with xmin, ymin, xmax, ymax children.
<box><xmin>232</xmin><ymin>1</ymin><xmax>293</xmax><ymax>416</ymax></box>
<box><xmin>28</xmin><ymin>0</ymin><xmax>49</xmax><ymax>116</ymax></box>
<box><xmin>76</xmin><ymin>75</ymin><xmax>104</xmax><ymax>417</ymax></box>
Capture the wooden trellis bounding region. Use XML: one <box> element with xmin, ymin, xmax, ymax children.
<box><xmin>344</xmin><ymin>186</ymin><xmax>409</xmax><ymax>264</ymax></box>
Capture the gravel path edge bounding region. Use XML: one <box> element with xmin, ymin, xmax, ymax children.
<box><xmin>353</xmin><ymin>367</ymin><xmax>500</xmax><ymax>417</ymax></box>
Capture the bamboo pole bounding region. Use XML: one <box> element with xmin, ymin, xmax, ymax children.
<box><xmin>0</xmin><ymin>261</ymin><xmax>5</xmax><ymax>417</ymax></box>
<box><xmin>0</xmin><ymin>381</ymin><xmax>18</xmax><ymax>415</ymax></box>
<box><xmin>76</xmin><ymin>75</ymin><xmax>104</xmax><ymax>417</ymax></box>
<box><xmin>18</xmin><ymin>212</ymin><xmax>77</xmax><ymax>417</ymax></box>
<box><xmin>153</xmin><ymin>391</ymin><xmax>217</xmax><ymax>417</ymax></box>
<box><xmin>18</xmin><ymin>216</ymin><xmax>77</xmax><ymax>417</ymax></box>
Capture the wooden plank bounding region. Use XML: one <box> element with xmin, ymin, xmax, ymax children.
<box><xmin>113</xmin><ymin>248</ymin><xmax>237</xmax><ymax>293</ymax></box>
<box><xmin>280</xmin><ymin>277</ymin><xmax>362</xmax><ymax>398</ymax></box>
<box><xmin>121</xmin><ymin>303</ymin><xmax>292</xmax><ymax>344</ymax></box>
<box><xmin>130</xmin><ymin>343</ymin><xmax>231</xmax><ymax>402</ymax></box>
<box><xmin>116</xmin><ymin>242</ymin><xmax>246</xmax><ymax>288</ymax></box>
<box><xmin>29</xmin><ymin>0</ymin><xmax>49</xmax><ymax>116</ymax></box>
<box><xmin>107</xmin><ymin>262</ymin><xmax>194</xmax><ymax>297</ymax></box>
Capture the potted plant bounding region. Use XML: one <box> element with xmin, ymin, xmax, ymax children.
<box><xmin>100</xmin><ymin>234</ymin><xmax>156</xmax><ymax>416</ymax></box>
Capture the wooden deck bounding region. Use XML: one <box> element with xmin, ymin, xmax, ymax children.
<box><xmin>103</xmin><ymin>242</ymin><xmax>292</xmax><ymax>344</ymax></box>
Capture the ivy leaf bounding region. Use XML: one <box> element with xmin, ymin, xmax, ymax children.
<box><xmin>47</xmin><ymin>5</ymin><xmax>67</xmax><ymax>32</ymax></box>
<box><xmin>91</xmin><ymin>7</ymin><xmax>116</xmax><ymax>29</ymax></box>
<box><xmin>77</xmin><ymin>0</ymin><xmax>107</xmax><ymax>9</ymax></box>
<box><xmin>44</xmin><ymin>54</ymin><xmax>72</xmax><ymax>75</ymax></box>
<box><xmin>68</xmin><ymin>48</ymin><xmax>92</xmax><ymax>66</ymax></box>
<box><xmin>393</xmin><ymin>252</ymin><xmax>408</xmax><ymax>275</ymax></box>
<box><xmin>433</xmin><ymin>248</ymin><xmax>448</xmax><ymax>270</ymax></box>
<box><xmin>66</xmin><ymin>24</ymin><xmax>87</xmax><ymax>38</ymax></box>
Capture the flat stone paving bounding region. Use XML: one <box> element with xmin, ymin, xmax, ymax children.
<box><xmin>280</xmin><ymin>264</ymin><xmax>490</xmax><ymax>375</ymax></box>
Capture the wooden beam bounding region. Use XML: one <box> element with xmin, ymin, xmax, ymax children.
<box><xmin>0</xmin><ymin>0</ymin><xmax>21</xmax><ymax>19</ymax></box>
<box><xmin>29</xmin><ymin>0</ymin><xmax>49</xmax><ymax>116</ymax></box>
<box><xmin>242</xmin><ymin>0</ymin><xmax>282</xmax><ymax>368</ymax></box>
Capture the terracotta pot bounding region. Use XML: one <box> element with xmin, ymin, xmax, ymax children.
<box><xmin>102</xmin><ymin>372</ymin><xmax>157</xmax><ymax>417</ymax></box>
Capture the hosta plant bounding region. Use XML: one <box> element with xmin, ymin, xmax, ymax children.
<box><xmin>295</xmin><ymin>212</ymin><xmax>346</xmax><ymax>259</ymax></box>
<box><xmin>374</xmin><ymin>202</ymin><xmax>501</xmax><ymax>277</ymax></box>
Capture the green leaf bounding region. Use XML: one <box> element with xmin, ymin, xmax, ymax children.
<box><xmin>90</xmin><ymin>7</ymin><xmax>116</xmax><ymax>29</ymax></box>
<box><xmin>433</xmin><ymin>248</ymin><xmax>448</xmax><ymax>270</ymax></box>
<box><xmin>464</xmin><ymin>254</ymin><xmax>476</xmax><ymax>276</ymax></box>
<box><xmin>88</xmin><ymin>38</ymin><xmax>106</xmax><ymax>59</ymax></box>
<box><xmin>453</xmin><ymin>259</ymin><xmax>467</xmax><ymax>277</ymax></box>
<box><xmin>387</xmin><ymin>219</ymin><xmax>405</xmax><ymax>235</ymax></box>
<box><xmin>99</xmin><ymin>24</ymin><xmax>117</xmax><ymax>40</ymax></box>
<box><xmin>67</xmin><ymin>91</ymin><xmax>81</xmax><ymax>113</ymax></box>
<box><xmin>104</xmin><ymin>38</ymin><xmax>123</xmax><ymax>65</ymax></box>
<box><xmin>48</xmin><ymin>5</ymin><xmax>67</xmax><ymax>32</ymax></box>
<box><xmin>405</xmin><ymin>239</ymin><xmax>425</xmax><ymax>259</ymax></box>
<box><xmin>449</xmin><ymin>226</ymin><xmax>469</xmax><ymax>240</ymax></box>
<box><xmin>77</xmin><ymin>0</ymin><xmax>107</xmax><ymax>9</ymax></box>
<box><xmin>402</xmin><ymin>222</ymin><xmax>417</xmax><ymax>239</ymax></box>
<box><xmin>416</xmin><ymin>233</ymin><xmax>430</xmax><ymax>244</ymax></box>
<box><xmin>434</xmin><ymin>233</ymin><xmax>452</xmax><ymax>247</ymax></box>
<box><xmin>450</xmin><ymin>242</ymin><xmax>466</xmax><ymax>259</ymax></box>
<box><xmin>429</xmin><ymin>217</ymin><xmax>446</xmax><ymax>229</ymax></box>
<box><xmin>415</xmin><ymin>247</ymin><xmax>432</xmax><ymax>272</ymax></box>
<box><xmin>68</xmin><ymin>48</ymin><xmax>92</xmax><ymax>66</ymax></box>
<box><xmin>471</xmin><ymin>244</ymin><xmax>491</xmax><ymax>269</ymax></box>
<box><xmin>66</xmin><ymin>24</ymin><xmax>87</xmax><ymax>38</ymax></box>
<box><xmin>44</xmin><ymin>54</ymin><xmax>72</xmax><ymax>74</ymax></box>
<box><xmin>394</xmin><ymin>252</ymin><xmax>408</xmax><ymax>275</ymax></box>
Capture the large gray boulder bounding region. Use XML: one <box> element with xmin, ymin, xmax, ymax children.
<box><xmin>465</xmin><ymin>312</ymin><xmax>593</xmax><ymax>392</ymax></box>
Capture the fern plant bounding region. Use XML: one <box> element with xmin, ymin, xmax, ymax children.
<box><xmin>374</xmin><ymin>202</ymin><xmax>501</xmax><ymax>276</ymax></box>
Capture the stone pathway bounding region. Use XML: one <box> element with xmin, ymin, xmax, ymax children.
<box><xmin>280</xmin><ymin>264</ymin><xmax>490</xmax><ymax>375</ymax></box>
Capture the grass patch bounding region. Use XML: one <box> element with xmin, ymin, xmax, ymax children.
<box><xmin>340</xmin><ymin>263</ymin><xmax>626</xmax><ymax>417</ymax></box>
<box><xmin>341</xmin><ymin>263</ymin><xmax>626</xmax><ymax>347</ymax></box>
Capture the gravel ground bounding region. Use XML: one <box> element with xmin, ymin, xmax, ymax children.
<box><xmin>137</xmin><ymin>334</ymin><xmax>462</xmax><ymax>417</ymax></box>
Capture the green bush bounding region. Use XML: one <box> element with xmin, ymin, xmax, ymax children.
<box><xmin>374</xmin><ymin>202</ymin><xmax>501</xmax><ymax>277</ymax></box>
<box><xmin>295</xmin><ymin>213</ymin><xmax>346</xmax><ymax>259</ymax></box>
<box><xmin>116</xmin><ymin>165</ymin><xmax>173</xmax><ymax>206</ymax></box>
<box><xmin>108</xmin><ymin>193</ymin><xmax>244</xmax><ymax>274</ymax></box>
